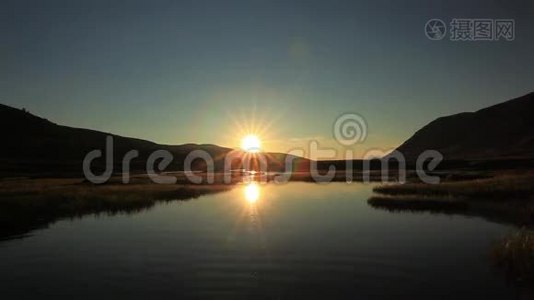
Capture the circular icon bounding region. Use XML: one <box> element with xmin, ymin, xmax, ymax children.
<box><xmin>333</xmin><ymin>113</ymin><xmax>367</xmax><ymax>146</ymax></box>
<box><xmin>425</xmin><ymin>19</ymin><xmax>446</xmax><ymax>40</ymax></box>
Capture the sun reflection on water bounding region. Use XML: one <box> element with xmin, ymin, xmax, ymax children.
<box><xmin>243</xmin><ymin>182</ymin><xmax>260</xmax><ymax>203</ymax></box>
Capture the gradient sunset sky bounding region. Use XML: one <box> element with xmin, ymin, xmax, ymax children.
<box><xmin>1</xmin><ymin>0</ymin><xmax>533</xmax><ymax>157</ymax></box>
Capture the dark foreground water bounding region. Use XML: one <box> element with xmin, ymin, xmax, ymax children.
<box><xmin>0</xmin><ymin>182</ymin><xmax>527</xmax><ymax>298</ymax></box>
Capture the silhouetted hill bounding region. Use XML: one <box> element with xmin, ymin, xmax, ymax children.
<box><xmin>395</xmin><ymin>92</ymin><xmax>534</xmax><ymax>161</ymax></box>
<box><xmin>0</xmin><ymin>104</ymin><xmax>308</xmax><ymax>176</ymax></box>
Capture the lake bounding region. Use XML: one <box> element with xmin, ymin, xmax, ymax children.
<box><xmin>0</xmin><ymin>182</ymin><xmax>527</xmax><ymax>298</ymax></box>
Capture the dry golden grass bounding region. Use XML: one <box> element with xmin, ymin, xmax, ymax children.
<box><xmin>0</xmin><ymin>176</ymin><xmax>229</xmax><ymax>198</ymax></box>
<box><xmin>0</xmin><ymin>177</ymin><xmax>232</xmax><ymax>239</ymax></box>
<box><xmin>373</xmin><ymin>174</ymin><xmax>534</xmax><ymax>199</ymax></box>
<box><xmin>369</xmin><ymin>173</ymin><xmax>534</xmax><ymax>227</ymax></box>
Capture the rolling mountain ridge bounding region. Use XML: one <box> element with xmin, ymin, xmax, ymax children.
<box><xmin>395</xmin><ymin>92</ymin><xmax>534</xmax><ymax>161</ymax></box>
<box><xmin>2</xmin><ymin>92</ymin><xmax>534</xmax><ymax>177</ymax></box>
<box><xmin>0</xmin><ymin>104</ymin><xmax>308</xmax><ymax>176</ymax></box>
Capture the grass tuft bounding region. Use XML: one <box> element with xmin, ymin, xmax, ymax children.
<box><xmin>491</xmin><ymin>229</ymin><xmax>534</xmax><ymax>283</ymax></box>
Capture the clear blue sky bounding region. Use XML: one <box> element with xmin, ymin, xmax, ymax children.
<box><xmin>1</xmin><ymin>0</ymin><xmax>533</xmax><ymax>156</ymax></box>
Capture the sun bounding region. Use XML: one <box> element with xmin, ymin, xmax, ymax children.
<box><xmin>241</xmin><ymin>134</ymin><xmax>261</xmax><ymax>153</ymax></box>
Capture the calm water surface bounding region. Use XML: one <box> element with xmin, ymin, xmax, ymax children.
<box><xmin>0</xmin><ymin>182</ymin><xmax>525</xmax><ymax>298</ymax></box>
